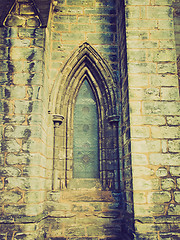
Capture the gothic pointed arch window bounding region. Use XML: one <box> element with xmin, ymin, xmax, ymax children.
<box><xmin>73</xmin><ymin>79</ymin><xmax>99</xmax><ymax>179</ymax></box>
<box><xmin>50</xmin><ymin>43</ymin><xmax>120</xmax><ymax>191</ymax></box>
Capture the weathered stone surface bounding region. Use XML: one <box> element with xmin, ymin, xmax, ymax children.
<box><xmin>25</xmin><ymin>203</ymin><xmax>43</xmax><ymax>216</ymax></box>
<box><xmin>168</xmin><ymin>140</ymin><xmax>180</xmax><ymax>152</ymax></box>
<box><xmin>149</xmin><ymin>153</ymin><xmax>180</xmax><ymax>165</ymax></box>
<box><xmin>24</xmin><ymin>191</ymin><xmax>45</xmax><ymax>203</ymax></box>
<box><xmin>47</xmin><ymin>191</ymin><xmax>61</xmax><ymax>202</ymax></box>
<box><xmin>14</xmin><ymin>101</ymin><xmax>42</xmax><ymax>114</ymax></box>
<box><xmin>156</xmin><ymin>168</ymin><xmax>168</xmax><ymax>177</ymax></box>
<box><xmin>11</xmin><ymin>48</ymin><xmax>43</xmax><ymax>61</ymax></box>
<box><xmin>132</xmin><ymin>140</ymin><xmax>161</xmax><ymax>153</ymax></box>
<box><xmin>134</xmin><ymin>204</ymin><xmax>165</xmax><ymax>216</ymax></box>
<box><xmin>0</xmin><ymin>191</ymin><xmax>22</xmax><ymax>204</ymax></box>
<box><xmin>151</xmin><ymin>126</ymin><xmax>180</xmax><ymax>139</ymax></box>
<box><xmin>161</xmin><ymin>87</ymin><xmax>179</xmax><ymax>100</ymax></box>
<box><xmin>128</xmin><ymin>62</ymin><xmax>156</xmax><ymax>74</ymax></box>
<box><xmin>0</xmin><ymin>1</ymin><xmax>179</xmax><ymax>240</ymax></box>
<box><xmin>5</xmin><ymin>177</ymin><xmax>45</xmax><ymax>190</ymax></box>
<box><xmin>129</xmin><ymin>88</ymin><xmax>160</xmax><ymax>100</ymax></box>
<box><xmin>23</xmin><ymin>166</ymin><xmax>45</xmax><ymax>177</ymax></box>
<box><xmin>147</xmin><ymin>192</ymin><xmax>171</xmax><ymax>203</ymax></box>
<box><xmin>87</xmin><ymin>33</ymin><xmax>114</xmax><ymax>44</ymax></box>
<box><xmin>157</xmin><ymin>62</ymin><xmax>177</xmax><ymax>74</ymax></box>
<box><xmin>142</xmin><ymin>102</ymin><xmax>180</xmax><ymax>115</ymax></box>
<box><xmin>167</xmin><ymin>116</ymin><xmax>180</xmax><ymax>125</ymax></box>
<box><xmin>61</xmin><ymin>190</ymin><xmax>115</xmax><ymax>202</ymax></box>
<box><xmin>10</xmin><ymin>38</ymin><xmax>31</xmax><ymax>47</ymax></box>
<box><xmin>18</xmin><ymin>28</ymin><xmax>44</xmax><ymax>39</ymax></box>
<box><xmin>133</xmin><ymin>179</ymin><xmax>159</xmax><ymax>191</ymax></box>
<box><xmin>6</xmin><ymin>153</ymin><xmax>44</xmax><ymax>166</ymax></box>
<box><xmin>174</xmin><ymin>192</ymin><xmax>180</xmax><ymax>203</ymax></box>
<box><xmin>14</xmin><ymin>233</ymin><xmax>38</xmax><ymax>240</ymax></box>
<box><xmin>0</xmin><ymin>167</ymin><xmax>21</xmax><ymax>177</ymax></box>
<box><xmin>4</xmin><ymin>204</ymin><xmax>26</xmax><ymax>216</ymax></box>
<box><xmin>67</xmin><ymin>0</ymin><xmax>94</xmax><ymax>6</ymax></box>
<box><xmin>132</xmin><ymin>166</ymin><xmax>154</xmax><ymax>177</ymax></box>
<box><xmin>169</xmin><ymin>167</ymin><xmax>180</xmax><ymax>176</ymax></box>
<box><xmin>131</xmin><ymin>126</ymin><xmax>150</xmax><ymax>138</ymax></box>
<box><xmin>168</xmin><ymin>204</ymin><xmax>180</xmax><ymax>215</ymax></box>
<box><xmin>0</xmin><ymin>179</ymin><xmax>3</xmax><ymax>190</ymax></box>
<box><xmin>131</xmin><ymin>153</ymin><xmax>148</xmax><ymax>165</ymax></box>
<box><xmin>161</xmin><ymin>178</ymin><xmax>176</xmax><ymax>190</ymax></box>
<box><xmin>65</xmin><ymin>226</ymin><xmax>85</xmax><ymax>237</ymax></box>
<box><xmin>5</xmin><ymin>15</ymin><xmax>26</xmax><ymax>27</ymax></box>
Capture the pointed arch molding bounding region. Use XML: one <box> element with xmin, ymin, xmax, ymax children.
<box><xmin>49</xmin><ymin>42</ymin><xmax>119</xmax><ymax>119</ymax></box>
<box><xmin>49</xmin><ymin>43</ymin><xmax>120</xmax><ymax>190</ymax></box>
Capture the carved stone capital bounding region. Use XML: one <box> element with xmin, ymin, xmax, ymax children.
<box><xmin>108</xmin><ymin>115</ymin><xmax>120</xmax><ymax>123</ymax></box>
<box><xmin>53</xmin><ymin>114</ymin><xmax>64</xmax><ymax>127</ymax></box>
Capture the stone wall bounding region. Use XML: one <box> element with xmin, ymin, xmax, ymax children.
<box><xmin>47</xmin><ymin>0</ymin><xmax>118</xmax><ymax>89</ymax></box>
<box><xmin>45</xmin><ymin>0</ymin><xmax>121</xmax><ymax>192</ymax></box>
<box><xmin>0</xmin><ymin>1</ymin><xmax>47</xmax><ymax>239</ymax></box>
<box><xmin>45</xmin><ymin>0</ymin><xmax>120</xmax><ymax>193</ymax></box>
<box><xmin>173</xmin><ymin>0</ymin><xmax>180</xmax><ymax>92</ymax></box>
<box><xmin>0</xmin><ymin>0</ymin><xmax>179</xmax><ymax>239</ymax></box>
<box><xmin>125</xmin><ymin>0</ymin><xmax>180</xmax><ymax>239</ymax></box>
<box><xmin>116</xmin><ymin>0</ymin><xmax>134</xmax><ymax>236</ymax></box>
<box><xmin>45</xmin><ymin>0</ymin><xmax>126</xmax><ymax>239</ymax></box>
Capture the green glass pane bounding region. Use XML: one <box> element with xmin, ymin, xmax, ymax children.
<box><xmin>73</xmin><ymin>80</ymin><xmax>99</xmax><ymax>178</ymax></box>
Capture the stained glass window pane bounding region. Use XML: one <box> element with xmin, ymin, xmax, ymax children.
<box><xmin>73</xmin><ymin>79</ymin><xmax>99</xmax><ymax>178</ymax></box>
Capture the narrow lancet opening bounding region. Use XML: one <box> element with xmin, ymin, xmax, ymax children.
<box><xmin>73</xmin><ymin>79</ymin><xmax>99</xmax><ymax>179</ymax></box>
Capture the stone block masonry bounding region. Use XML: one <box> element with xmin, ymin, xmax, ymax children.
<box><xmin>125</xmin><ymin>0</ymin><xmax>180</xmax><ymax>239</ymax></box>
<box><xmin>0</xmin><ymin>0</ymin><xmax>47</xmax><ymax>239</ymax></box>
<box><xmin>0</xmin><ymin>0</ymin><xmax>179</xmax><ymax>239</ymax></box>
<box><xmin>44</xmin><ymin>1</ymin><xmax>126</xmax><ymax>238</ymax></box>
<box><xmin>45</xmin><ymin>189</ymin><xmax>125</xmax><ymax>240</ymax></box>
<box><xmin>173</xmin><ymin>0</ymin><xmax>180</xmax><ymax>89</ymax></box>
<box><xmin>49</xmin><ymin>0</ymin><xmax>118</xmax><ymax>86</ymax></box>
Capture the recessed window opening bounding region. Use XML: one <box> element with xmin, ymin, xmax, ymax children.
<box><xmin>51</xmin><ymin>43</ymin><xmax>120</xmax><ymax>191</ymax></box>
<box><xmin>73</xmin><ymin>78</ymin><xmax>99</xmax><ymax>178</ymax></box>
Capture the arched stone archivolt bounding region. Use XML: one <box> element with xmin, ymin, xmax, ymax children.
<box><xmin>49</xmin><ymin>42</ymin><xmax>118</xmax><ymax>116</ymax></box>
<box><xmin>49</xmin><ymin>42</ymin><xmax>120</xmax><ymax>190</ymax></box>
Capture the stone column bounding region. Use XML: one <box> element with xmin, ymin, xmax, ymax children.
<box><xmin>52</xmin><ymin>114</ymin><xmax>64</xmax><ymax>190</ymax></box>
<box><xmin>0</xmin><ymin>1</ymin><xmax>46</xmax><ymax>239</ymax></box>
<box><xmin>108</xmin><ymin>115</ymin><xmax>120</xmax><ymax>191</ymax></box>
<box><xmin>125</xmin><ymin>0</ymin><xmax>180</xmax><ymax>239</ymax></box>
